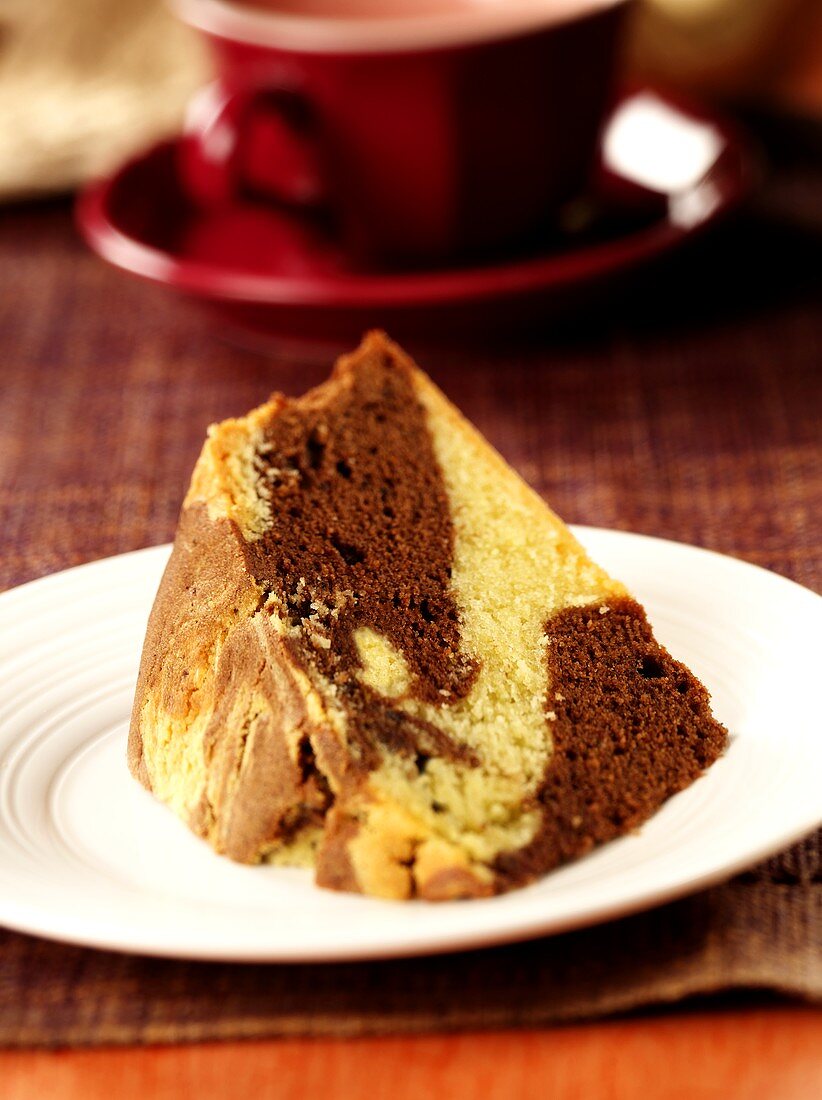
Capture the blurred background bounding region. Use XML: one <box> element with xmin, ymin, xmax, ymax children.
<box><xmin>0</xmin><ymin>0</ymin><xmax>819</xmax><ymax>204</ymax></box>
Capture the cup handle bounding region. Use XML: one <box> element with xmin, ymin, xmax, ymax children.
<box><xmin>179</xmin><ymin>81</ymin><xmax>327</xmax><ymax>209</ymax></box>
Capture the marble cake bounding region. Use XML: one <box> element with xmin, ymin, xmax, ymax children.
<box><xmin>128</xmin><ymin>332</ymin><xmax>727</xmax><ymax>900</ymax></box>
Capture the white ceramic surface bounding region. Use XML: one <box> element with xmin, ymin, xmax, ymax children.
<box><xmin>0</xmin><ymin>529</ymin><xmax>819</xmax><ymax>961</ymax></box>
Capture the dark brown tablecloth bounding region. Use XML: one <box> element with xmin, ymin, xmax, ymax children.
<box><xmin>0</xmin><ymin>113</ymin><xmax>820</xmax><ymax>1048</ymax></box>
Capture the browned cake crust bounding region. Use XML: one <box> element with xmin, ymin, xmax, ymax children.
<box><xmin>129</xmin><ymin>332</ymin><xmax>727</xmax><ymax>899</ymax></box>
<box><xmin>127</xmin><ymin>504</ymin><xmax>331</xmax><ymax>864</ymax></box>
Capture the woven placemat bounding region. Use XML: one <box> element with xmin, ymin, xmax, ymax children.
<box><xmin>0</xmin><ymin>130</ymin><xmax>820</xmax><ymax>1045</ymax></box>
<box><xmin>1</xmin><ymin>878</ymin><xmax>819</xmax><ymax>1049</ymax></box>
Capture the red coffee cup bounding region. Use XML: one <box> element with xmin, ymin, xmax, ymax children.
<box><xmin>175</xmin><ymin>0</ymin><xmax>631</xmax><ymax>265</ymax></box>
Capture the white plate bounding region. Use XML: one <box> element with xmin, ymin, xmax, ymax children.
<box><xmin>0</xmin><ymin>528</ymin><xmax>820</xmax><ymax>962</ymax></box>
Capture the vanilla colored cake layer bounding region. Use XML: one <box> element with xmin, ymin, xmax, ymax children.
<box><xmin>129</xmin><ymin>333</ymin><xmax>727</xmax><ymax>900</ymax></box>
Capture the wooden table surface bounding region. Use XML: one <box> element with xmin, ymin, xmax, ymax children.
<box><xmin>2</xmin><ymin>1008</ymin><xmax>822</xmax><ymax>1100</ymax></box>
<box><xmin>1</xmin><ymin>107</ymin><xmax>821</xmax><ymax>1095</ymax></box>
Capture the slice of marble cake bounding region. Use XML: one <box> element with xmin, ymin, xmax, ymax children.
<box><xmin>129</xmin><ymin>332</ymin><xmax>727</xmax><ymax>900</ymax></box>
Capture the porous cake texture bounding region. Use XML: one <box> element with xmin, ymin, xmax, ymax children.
<box><xmin>129</xmin><ymin>332</ymin><xmax>727</xmax><ymax>899</ymax></box>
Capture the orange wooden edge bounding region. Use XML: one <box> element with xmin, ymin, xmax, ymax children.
<box><xmin>3</xmin><ymin>1007</ymin><xmax>822</xmax><ymax>1100</ymax></box>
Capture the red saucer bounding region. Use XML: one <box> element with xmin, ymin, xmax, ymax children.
<box><xmin>77</xmin><ymin>90</ymin><xmax>751</xmax><ymax>348</ymax></box>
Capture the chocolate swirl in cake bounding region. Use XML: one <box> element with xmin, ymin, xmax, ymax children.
<box><xmin>242</xmin><ymin>353</ymin><xmax>480</xmax><ymax>771</ymax></box>
<box><xmin>493</xmin><ymin>597</ymin><xmax>728</xmax><ymax>887</ymax></box>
